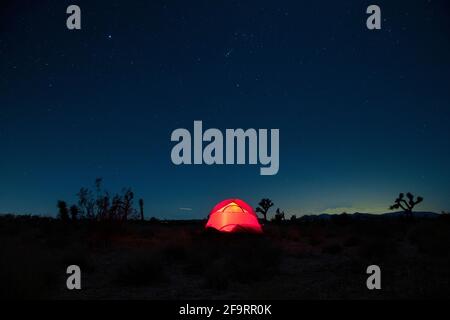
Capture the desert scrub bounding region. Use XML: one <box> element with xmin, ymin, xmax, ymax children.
<box><xmin>202</xmin><ymin>234</ymin><xmax>281</xmax><ymax>289</ymax></box>
<box><xmin>357</xmin><ymin>238</ymin><xmax>397</xmax><ymax>261</ymax></box>
<box><xmin>161</xmin><ymin>241</ymin><xmax>188</xmax><ymax>263</ymax></box>
<box><xmin>322</xmin><ymin>243</ymin><xmax>343</xmax><ymax>255</ymax></box>
<box><xmin>0</xmin><ymin>241</ymin><xmax>59</xmax><ymax>299</ymax></box>
<box><xmin>204</xmin><ymin>258</ymin><xmax>231</xmax><ymax>290</ymax></box>
<box><xmin>115</xmin><ymin>251</ymin><xmax>167</xmax><ymax>286</ymax></box>
<box><xmin>343</xmin><ymin>236</ymin><xmax>361</xmax><ymax>247</ymax></box>
<box><xmin>408</xmin><ymin>221</ymin><xmax>450</xmax><ymax>257</ymax></box>
<box><xmin>60</xmin><ymin>244</ymin><xmax>95</xmax><ymax>272</ymax></box>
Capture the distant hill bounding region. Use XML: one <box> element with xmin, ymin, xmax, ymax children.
<box><xmin>382</xmin><ymin>211</ymin><xmax>440</xmax><ymax>218</ymax></box>
<box><xmin>299</xmin><ymin>211</ymin><xmax>440</xmax><ymax>221</ymax></box>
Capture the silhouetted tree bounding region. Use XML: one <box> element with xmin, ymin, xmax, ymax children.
<box><xmin>69</xmin><ymin>205</ymin><xmax>79</xmax><ymax>221</ymax></box>
<box><xmin>77</xmin><ymin>187</ymin><xmax>95</xmax><ymax>219</ymax></box>
<box><xmin>139</xmin><ymin>199</ymin><xmax>144</xmax><ymax>221</ymax></box>
<box><xmin>57</xmin><ymin>200</ymin><xmax>69</xmax><ymax>221</ymax></box>
<box><xmin>256</xmin><ymin>198</ymin><xmax>274</xmax><ymax>222</ymax></box>
<box><xmin>109</xmin><ymin>194</ymin><xmax>122</xmax><ymax>220</ymax></box>
<box><xmin>290</xmin><ymin>214</ymin><xmax>297</xmax><ymax>221</ymax></box>
<box><xmin>121</xmin><ymin>188</ymin><xmax>134</xmax><ymax>221</ymax></box>
<box><xmin>98</xmin><ymin>196</ymin><xmax>110</xmax><ymax>220</ymax></box>
<box><xmin>74</xmin><ymin>179</ymin><xmax>137</xmax><ymax>222</ymax></box>
<box><xmin>94</xmin><ymin>178</ymin><xmax>110</xmax><ymax>220</ymax></box>
<box><xmin>389</xmin><ymin>192</ymin><xmax>423</xmax><ymax>218</ymax></box>
<box><xmin>274</xmin><ymin>208</ymin><xmax>285</xmax><ymax>223</ymax></box>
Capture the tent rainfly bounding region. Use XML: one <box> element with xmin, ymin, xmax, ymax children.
<box><xmin>205</xmin><ymin>199</ymin><xmax>263</xmax><ymax>233</ymax></box>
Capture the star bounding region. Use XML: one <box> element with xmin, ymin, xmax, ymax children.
<box><xmin>225</xmin><ymin>49</ymin><xmax>233</xmax><ymax>58</ymax></box>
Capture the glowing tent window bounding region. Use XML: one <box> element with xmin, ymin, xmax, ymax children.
<box><xmin>219</xmin><ymin>202</ymin><xmax>248</xmax><ymax>214</ymax></box>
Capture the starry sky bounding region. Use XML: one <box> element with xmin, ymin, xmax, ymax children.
<box><xmin>1</xmin><ymin>0</ymin><xmax>450</xmax><ymax>219</ymax></box>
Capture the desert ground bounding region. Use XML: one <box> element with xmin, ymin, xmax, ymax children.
<box><xmin>1</xmin><ymin>214</ymin><xmax>449</xmax><ymax>300</ymax></box>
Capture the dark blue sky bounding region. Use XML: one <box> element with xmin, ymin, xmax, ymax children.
<box><xmin>1</xmin><ymin>0</ymin><xmax>450</xmax><ymax>218</ymax></box>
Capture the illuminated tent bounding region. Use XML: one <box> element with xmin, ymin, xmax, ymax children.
<box><xmin>205</xmin><ymin>199</ymin><xmax>263</xmax><ymax>233</ymax></box>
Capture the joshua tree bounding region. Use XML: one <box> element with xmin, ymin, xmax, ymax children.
<box><xmin>57</xmin><ymin>200</ymin><xmax>70</xmax><ymax>221</ymax></box>
<box><xmin>256</xmin><ymin>198</ymin><xmax>274</xmax><ymax>222</ymax></box>
<box><xmin>139</xmin><ymin>199</ymin><xmax>144</xmax><ymax>221</ymax></box>
<box><xmin>274</xmin><ymin>208</ymin><xmax>286</xmax><ymax>223</ymax></box>
<box><xmin>389</xmin><ymin>192</ymin><xmax>423</xmax><ymax>218</ymax></box>
<box><xmin>69</xmin><ymin>205</ymin><xmax>79</xmax><ymax>221</ymax></box>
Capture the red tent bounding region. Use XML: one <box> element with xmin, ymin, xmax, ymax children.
<box><xmin>205</xmin><ymin>199</ymin><xmax>263</xmax><ymax>233</ymax></box>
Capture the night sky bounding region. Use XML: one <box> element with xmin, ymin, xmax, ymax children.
<box><xmin>1</xmin><ymin>0</ymin><xmax>450</xmax><ymax>219</ymax></box>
